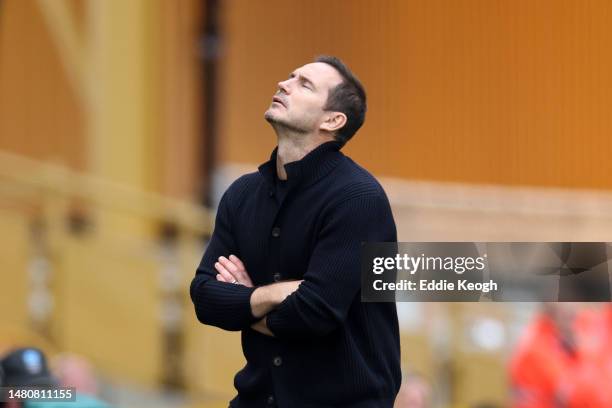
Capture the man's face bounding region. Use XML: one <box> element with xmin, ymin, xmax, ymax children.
<box><xmin>264</xmin><ymin>62</ymin><xmax>343</xmax><ymax>133</ymax></box>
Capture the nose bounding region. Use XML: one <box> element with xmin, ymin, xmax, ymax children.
<box><xmin>277</xmin><ymin>79</ymin><xmax>290</xmax><ymax>94</ymax></box>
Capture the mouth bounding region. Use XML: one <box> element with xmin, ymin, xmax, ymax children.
<box><xmin>272</xmin><ymin>95</ymin><xmax>286</xmax><ymax>107</ymax></box>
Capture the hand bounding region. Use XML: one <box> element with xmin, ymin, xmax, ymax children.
<box><xmin>215</xmin><ymin>255</ymin><xmax>254</xmax><ymax>287</ymax></box>
<box><xmin>251</xmin><ymin>317</ymin><xmax>274</xmax><ymax>337</ymax></box>
<box><xmin>250</xmin><ymin>280</ymin><xmax>303</xmax><ymax>318</ymax></box>
<box><xmin>272</xmin><ymin>280</ymin><xmax>303</xmax><ymax>302</ymax></box>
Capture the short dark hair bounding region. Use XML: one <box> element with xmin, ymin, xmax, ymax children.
<box><xmin>315</xmin><ymin>55</ymin><xmax>366</xmax><ymax>146</ymax></box>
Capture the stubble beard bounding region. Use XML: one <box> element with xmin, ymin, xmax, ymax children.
<box><xmin>264</xmin><ymin>110</ymin><xmax>309</xmax><ymax>134</ymax></box>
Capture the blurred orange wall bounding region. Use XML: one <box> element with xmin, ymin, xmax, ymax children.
<box><xmin>0</xmin><ymin>0</ymin><xmax>85</xmax><ymax>170</ymax></box>
<box><xmin>0</xmin><ymin>0</ymin><xmax>204</xmax><ymax>199</ymax></box>
<box><xmin>219</xmin><ymin>0</ymin><xmax>612</xmax><ymax>189</ymax></box>
<box><xmin>3</xmin><ymin>1</ymin><xmax>611</xmax><ymax>192</ymax></box>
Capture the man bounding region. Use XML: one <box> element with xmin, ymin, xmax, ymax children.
<box><xmin>190</xmin><ymin>56</ymin><xmax>401</xmax><ymax>407</ymax></box>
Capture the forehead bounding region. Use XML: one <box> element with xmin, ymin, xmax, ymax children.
<box><xmin>293</xmin><ymin>62</ymin><xmax>343</xmax><ymax>89</ymax></box>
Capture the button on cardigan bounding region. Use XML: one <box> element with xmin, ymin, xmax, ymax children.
<box><xmin>190</xmin><ymin>141</ymin><xmax>401</xmax><ymax>407</ymax></box>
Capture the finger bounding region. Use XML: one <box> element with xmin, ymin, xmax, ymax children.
<box><xmin>218</xmin><ymin>256</ymin><xmax>239</xmax><ymax>273</ymax></box>
<box><xmin>227</xmin><ymin>255</ymin><xmax>252</xmax><ymax>284</ymax></box>
<box><xmin>216</xmin><ymin>273</ymin><xmax>228</xmax><ymax>282</ymax></box>
<box><xmin>222</xmin><ymin>255</ymin><xmax>251</xmax><ymax>284</ymax></box>
<box><xmin>215</xmin><ymin>262</ymin><xmax>237</xmax><ymax>283</ymax></box>
<box><xmin>229</xmin><ymin>255</ymin><xmax>245</xmax><ymax>270</ymax></box>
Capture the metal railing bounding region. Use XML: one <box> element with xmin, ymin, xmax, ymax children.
<box><xmin>0</xmin><ymin>149</ymin><xmax>218</xmax><ymax>392</ymax></box>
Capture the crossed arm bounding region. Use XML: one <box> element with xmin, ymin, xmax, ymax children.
<box><xmin>190</xmin><ymin>190</ymin><xmax>394</xmax><ymax>338</ymax></box>
<box><xmin>214</xmin><ymin>255</ymin><xmax>302</xmax><ymax>336</ymax></box>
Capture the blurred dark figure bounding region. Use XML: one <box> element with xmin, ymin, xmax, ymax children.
<box><xmin>0</xmin><ymin>347</ymin><xmax>57</xmax><ymax>408</ymax></box>
<box><xmin>510</xmin><ymin>303</ymin><xmax>612</xmax><ymax>407</ymax></box>
<box><xmin>0</xmin><ymin>347</ymin><xmax>112</xmax><ymax>408</ymax></box>
<box><xmin>0</xmin><ymin>364</ymin><xmax>5</xmax><ymax>407</ymax></box>
<box><xmin>1</xmin><ymin>348</ymin><xmax>58</xmax><ymax>387</ymax></box>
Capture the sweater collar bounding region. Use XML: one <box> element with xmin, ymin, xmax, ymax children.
<box><xmin>258</xmin><ymin>141</ymin><xmax>343</xmax><ymax>188</ymax></box>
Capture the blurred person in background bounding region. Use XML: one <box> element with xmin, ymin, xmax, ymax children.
<box><xmin>51</xmin><ymin>354</ymin><xmax>98</xmax><ymax>397</ymax></box>
<box><xmin>0</xmin><ymin>347</ymin><xmax>112</xmax><ymax>408</ymax></box>
<box><xmin>0</xmin><ymin>347</ymin><xmax>58</xmax><ymax>408</ymax></box>
<box><xmin>560</xmin><ymin>303</ymin><xmax>612</xmax><ymax>407</ymax></box>
<box><xmin>190</xmin><ymin>55</ymin><xmax>401</xmax><ymax>407</ymax></box>
<box><xmin>393</xmin><ymin>373</ymin><xmax>431</xmax><ymax>408</ymax></box>
<box><xmin>510</xmin><ymin>303</ymin><xmax>612</xmax><ymax>407</ymax></box>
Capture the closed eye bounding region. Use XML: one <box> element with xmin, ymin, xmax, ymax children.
<box><xmin>288</xmin><ymin>72</ymin><xmax>315</xmax><ymax>90</ymax></box>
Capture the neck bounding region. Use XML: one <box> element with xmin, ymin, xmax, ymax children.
<box><xmin>274</xmin><ymin>128</ymin><xmax>334</xmax><ymax>180</ymax></box>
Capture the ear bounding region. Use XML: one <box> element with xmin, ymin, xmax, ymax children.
<box><xmin>320</xmin><ymin>112</ymin><xmax>347</xmax><ymax>133</ymax></box>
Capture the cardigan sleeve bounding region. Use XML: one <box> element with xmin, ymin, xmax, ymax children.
<box><xmin>190</xmin><ymin>189</ymin><xmax>257</xmax><ymax>331</ymax></box>
<box><xmin>266</xmin><ymin>192</ymin><xmax>397</xmax><ymax>338</ymax></box>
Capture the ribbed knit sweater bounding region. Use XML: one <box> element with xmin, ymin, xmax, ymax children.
<box><xmin>190</xmin><ymin>141</ymin><xmax>401</xmax><ymax>408</ymax></box>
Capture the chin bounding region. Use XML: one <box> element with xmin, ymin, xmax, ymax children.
<box><xmin>264</xmin><ymin>110</ymin><xmax>284</xmax><ymax>124</ymax></box>
<box><xmin>264</xmin><ymin>111</ymin><xmax>310</xmax><ymax>133</ymax></box>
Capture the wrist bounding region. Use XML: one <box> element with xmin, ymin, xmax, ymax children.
<box><xmin>250</xmin><ymin>285</ymin><xmax>277</xmax><ymax>318</ymax></box>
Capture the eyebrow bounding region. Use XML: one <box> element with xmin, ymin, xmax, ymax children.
<box><xmin>290</xmin><ymin>72</ymin><xmax>316</xmax><ymax>89</ymax></box>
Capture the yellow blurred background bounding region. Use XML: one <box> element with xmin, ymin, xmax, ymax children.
<box><xmin>1</xmin><ymin>1</ymin><xmax>611</xmax><ymax>407</ymax></box>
